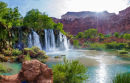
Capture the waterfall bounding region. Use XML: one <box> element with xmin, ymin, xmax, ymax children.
<box><xmin>28</xmin><ymin>33</ymin><xmax>33</xmax><ymax>48</ymax></box>
<box><xmin>28</xmin><ymin>30</ymin><xmax>42</xmax><ymax>50</ymax></box>
<box><xmin>57</xmin><ymin>32</ymin><xmax>69</xmax><ymax>50</ymax></box>
<box><xmin>27</xmin><ymin>29</ymin><xmax>70</xmax><ymax>52</ymax></box>
<box><xmin>33</xmin><ymin>31</ymin><xmax>42</xmax><ymax>50</ymax></box>
<box><xmin>44</xmin><ymin>29</ymin><xmax>56</xmax><ymax>51</ymax></box>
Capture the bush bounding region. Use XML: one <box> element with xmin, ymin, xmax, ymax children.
<box><xmin>114</xmin><ymin>32</ymin><xmax>119</xmax><ymax>38</ymax></box>
<box><xmin>24</xmin><ymin>53</ymin><xmax>31</xmax><ymax>60</ymax></box>
<box><xmin>105</xmin><ymin>42</ymin><xmax>126</xmax><ymax>50</ymax></box>
<box><xmin>52</xmin><ymin>58</ymin><xmax>88</xmax><ymax>83</ymax></box>
<box><xmin>77</xmin><ymin>32</ymin><xmax>84</xmax><ymax>38</ymax></box>
<box><xmin>73</xmin><ymin>40</ymin><xmax>80</xmax><ymax>48</ymax></box>
<box><xmin>112</xmin><ymin>72</ymin><xmax>130</xmax><ymax>83</ymax></box>
<box><xmin>119</xmin><ymin>50</ymin><xmax>128</xmax><ymax>54</ymax></box>
<box><xmin>12</xmin><ymin>49</ymin><xmax>22</xmax><ymax>56</ymax></box>
<box><xmin>88</xmin><ymin>43</ymin><xmax>105</xmax><ymax>51</ymax></box>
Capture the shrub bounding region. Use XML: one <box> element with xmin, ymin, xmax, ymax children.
<box><xmin>77</xmin><ymin>32</ymin><xmax>84</xmax><ymax>38</ymax></box>
<box><xmin>112</xmin><ymin>72</ymin><xmax>130</xmax><ymax>83</ymax></box>
<box><xmin>88</xmin><ymin>43</ymin><xmax>105</xmax><ymax>51</ymax></box>
<box><xmin>12</xmin><ymin>49</ymin><xmax>22</xmax><ymax>56</ymax></box>
<box><xmin>24</xmin><ymin>53</ymin><xmax>31</xmax><ymax>60</ymax></box>
<box><xmin>119</xmin><ymin>50</ymin><xmax>128</xmax><ymax>54</ymax></box>
<box><xmin>52</xmin><ymin>58</ymin><xmax>88</xmax><ymax>83</ymax></box>
<box><xmin>114</xmin><ymin>32</ymin><xmax>119</xmax><ymax>38</ymax></box>
<box><xmin>73</xmin><ymin>40</ymin><xmax>80</xmax><ymax>48</ymax></box>
<box><xmin>105</xmin><ymin>42</ymin><xmax>126</xmax><ymax>50</ymax></box>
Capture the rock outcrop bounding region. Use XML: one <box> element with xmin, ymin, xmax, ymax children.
<box><xmin>0</xmin><ymin>60</ymin><xmax>53</xmax><ymax>83</ymax></box>
<box><xmin>52</xmin><ymin>6</ymin><xmax>130</xmax><ymax>35</ymax></box>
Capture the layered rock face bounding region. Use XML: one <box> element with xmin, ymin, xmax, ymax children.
<box><xmin>0</xmin><ymin>60</ymin><xmax>53</xmax><ymax>83</ymax></box>
<box><xmin>52</xmin><ymin>6</ymin><xmax>130</xmax><ymax>35</ymax></box>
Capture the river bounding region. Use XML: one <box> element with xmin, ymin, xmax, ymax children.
<box><xmin>1</xmin><ymin>50</ymin><xmax>130</xmax><ymax>83</ymax></box>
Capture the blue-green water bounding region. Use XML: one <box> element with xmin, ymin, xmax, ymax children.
<box><xmin>1</xmin><ymin>62</ymin><xmax>21</xmax><ymax>75</ymax></box>
<box><xmin>1</xmin><ymin>50</ymin><xmax>130</xmax><ymax>83</ymax></box>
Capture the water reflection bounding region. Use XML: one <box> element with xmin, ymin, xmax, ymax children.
<box><xmin>96</xmin><ymin>64</ymin><xmax>107</xmax><ymax>83</ymax></box>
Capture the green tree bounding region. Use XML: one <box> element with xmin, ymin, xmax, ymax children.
<box><xmin>53</xmin><ymin>58</ymin><xmax>88</xmax><ymax>83</ymax></box>
<box><xmin>77</xmin><ymin>32</ymin><xmax>84</xmax><ymax>38</ymax></box>
<box><xmin>53</xmin><ymin>23</ymin><xmax>63</xmax><ymax>31</ymax></box>
<box><xmin>114</xmin><ymin>32</ymin><xmax>119</xmax><ymax>38</ymax></box>
<box><xmin>120</xmin><ymin>34</ymin><xmax>124</xmax><ymax>38</ymax></box>
<box><xmin>23</xmin><ymin>9</ymin><xmax>42</xmax><ymax>29</ymax></box>
<box><xmin>123</xmin><ymin>33</ymin><xmax>130</xmax><ymax>40</ymax></box>
<box><xmin>84</xmin><ymin>29</ymin><xmax>97</xmax><ymax>38</ymax></box>
<box><xmin>73</xmin><ymin>40</ymin><xmax>79</xmax><ymax>48</ymax></box>
<box><xmin>98</xmin><ymin>33</ymin><xmax>104</xmax><ymax>38</ymax></box>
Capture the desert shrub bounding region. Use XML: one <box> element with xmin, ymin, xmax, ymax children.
<box><xmin>12</xmin><ymin>49</ymin><xmax>22</xmax><ymax>56</ymax></box>
<box><xmin>52</xmin><ymin>58</ymin><xmax>88</xmax><ymax>83</ymax></box>
<box><xmin>112</xmin><ymin>72</ymin><xmax>130</xmax><ymax>83</ymax></box>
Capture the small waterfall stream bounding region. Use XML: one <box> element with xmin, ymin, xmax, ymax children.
<box><xmin>28</xmin><ymin>29</ymin><xmax>70</xmax><ymax>52</ymax></box>
<box><xmin>44</xmin><ymin>29</ymin><xmax>56</xmax><ymax>51</ymax></box>
<box><xmin>28</xmin><ymin>30</ymin><xmax>42</xmax><ymax>50</ymax></box>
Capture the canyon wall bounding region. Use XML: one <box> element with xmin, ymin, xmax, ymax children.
<box><xmin>52</xmin><ymin>6</ymin><xmax>130</xmax><ymax>35</ymax></box>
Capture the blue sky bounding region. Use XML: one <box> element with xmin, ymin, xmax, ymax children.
<box><xmin>1</xmin><ymin>0</ymin><xmax>130</xmax><ymax>18</ymax></box>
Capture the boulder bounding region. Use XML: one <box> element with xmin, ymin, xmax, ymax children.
<box><xmin>0</xmin><ymin>60</ymin><xmax>53</xmax><ymax>83</ymax></box>
<box><xmin>23</xmin><ymin>46</ymin><xmax>46</xmax><ymax>58</ymax></box>
<box><xmin>18</xmin><ymin>55</ymin><xmax>26</xmax><ymax>63</ymax></box>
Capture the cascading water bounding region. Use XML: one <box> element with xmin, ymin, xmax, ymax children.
<box><xmin>28</xmin><ymin>30</ymin><xmax>42</xmax><ymax>50</ymax></box>
<box><xmin>28</xmin><ymin>29</ymin><xmax>70</xmax><ymax>52</ymax></box>
<box><xmin>44</xmin><ymin>29</ymin><xmax>56</xmax><ymax>51</ymax></box>
<box><xmin>28</xmin><ymin>33</ymin><xmax>33</xmax><ymax>48</ymax></box>
<box><xmin>57</xmin><ymin>32</ymin><xmax>69</xmax><ymax>50</ymax></box>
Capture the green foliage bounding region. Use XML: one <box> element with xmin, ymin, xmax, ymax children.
<box><xmin>23</xmin><ymin>9</ymin><xmax>54</xmax><ymax>29</ymax></box>
<box><xmin>126</xmin><ymin>41</ymin><xmax>130</xmax><ymax>49</ymax></box>
<box><xmin>114</xmin><ymin>32</ymin><xmax>119</xmax><ymax>38</ymax></box>
<box><xmin>73</xmin><ymin>40</ymin><xmax>79</xmax><ymax>48</ymax></box>
<box><xmin>24</xmin><ymin>53</ymin><xmax>31</xmax><ymax>60</ymax></box>
<box><xmin>123</xmin><ymin>33</ymin><xmax>130</xmax><ymax>40</ymax></box>
<box><xmin>104</xmin><ymin>33</ymin><xmax>111</xmax><ymax>38</ymax></box>
<box><xmin>105</xmin><ymin>42</ymin><xmax>126</xmax><ymax>50</ymax></box>
<box><xmin>119</xmin><ymin>50</ymin><xmax>128</xmax><ymax>54</ymax></box>
<box><xmin>120</xmin><ymin>34</ymin><xmax>124</xmax><ymax>38</ymax></box>
<box><xmin>52</xmin><ymin>58</ymin><xmax>88</xmax><ymax>83</ymax></box>
<box><xmin>0</xmin><ymin>62</ymin><xmax>7</xmax><ymax>73</ymax></box>
<box><xmin>84</xmin><ymin>29</ymin><xmax>97</xmax><ymax>38</ymax></box>
<box><xmin>98</xmin><ymin>33</ymin><xmax>104</xmax><ymax>38</ymax></box>
<box><xmin>53</xmin><ymin>23</ymin><xmax>63</xmax><ymax>31</ymax></box>
<box><xmin>112</xmin><ymin>72</ymin><xmax>130</xmax><ymax>83</ymax></box>
<box><xmin>12</xmin><ymin>49</ymin><xmax>22</xmax><ymax>56</ymax></box>
<box><xmin>87</xmin><ymin>43</ymin><xmax>105</xmax><ymax>51</ymax></box>
<box><xmin>76</xmin><ymin>32</ymin><xmax>84</xmax><ymax>38</ymax></box>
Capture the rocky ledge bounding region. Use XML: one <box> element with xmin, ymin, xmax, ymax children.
<box><xmin>0</xmin><ymin>60</ymin><xmax>53</xmax><ymax>83</ymax></box>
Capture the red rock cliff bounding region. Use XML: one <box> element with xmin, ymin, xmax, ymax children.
<box><xmin>52</xmin><ymin>7</ymin><xmax>130</xmax><ymax>35</ymax></box>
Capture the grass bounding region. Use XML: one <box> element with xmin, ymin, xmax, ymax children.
<box><xmin>112</xmin><ymin>72</ymin><xmax>130</xmax><ymax>83</ymax></box>
<box><xmin>24</xmin><ymin>53</ymin><xmax>31</xmax><ymax>60</ymax></box>
<box><xmin>119</xmin><ymin>50</ymin><xmax>128</xmax><ymax>54</ymax></box>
